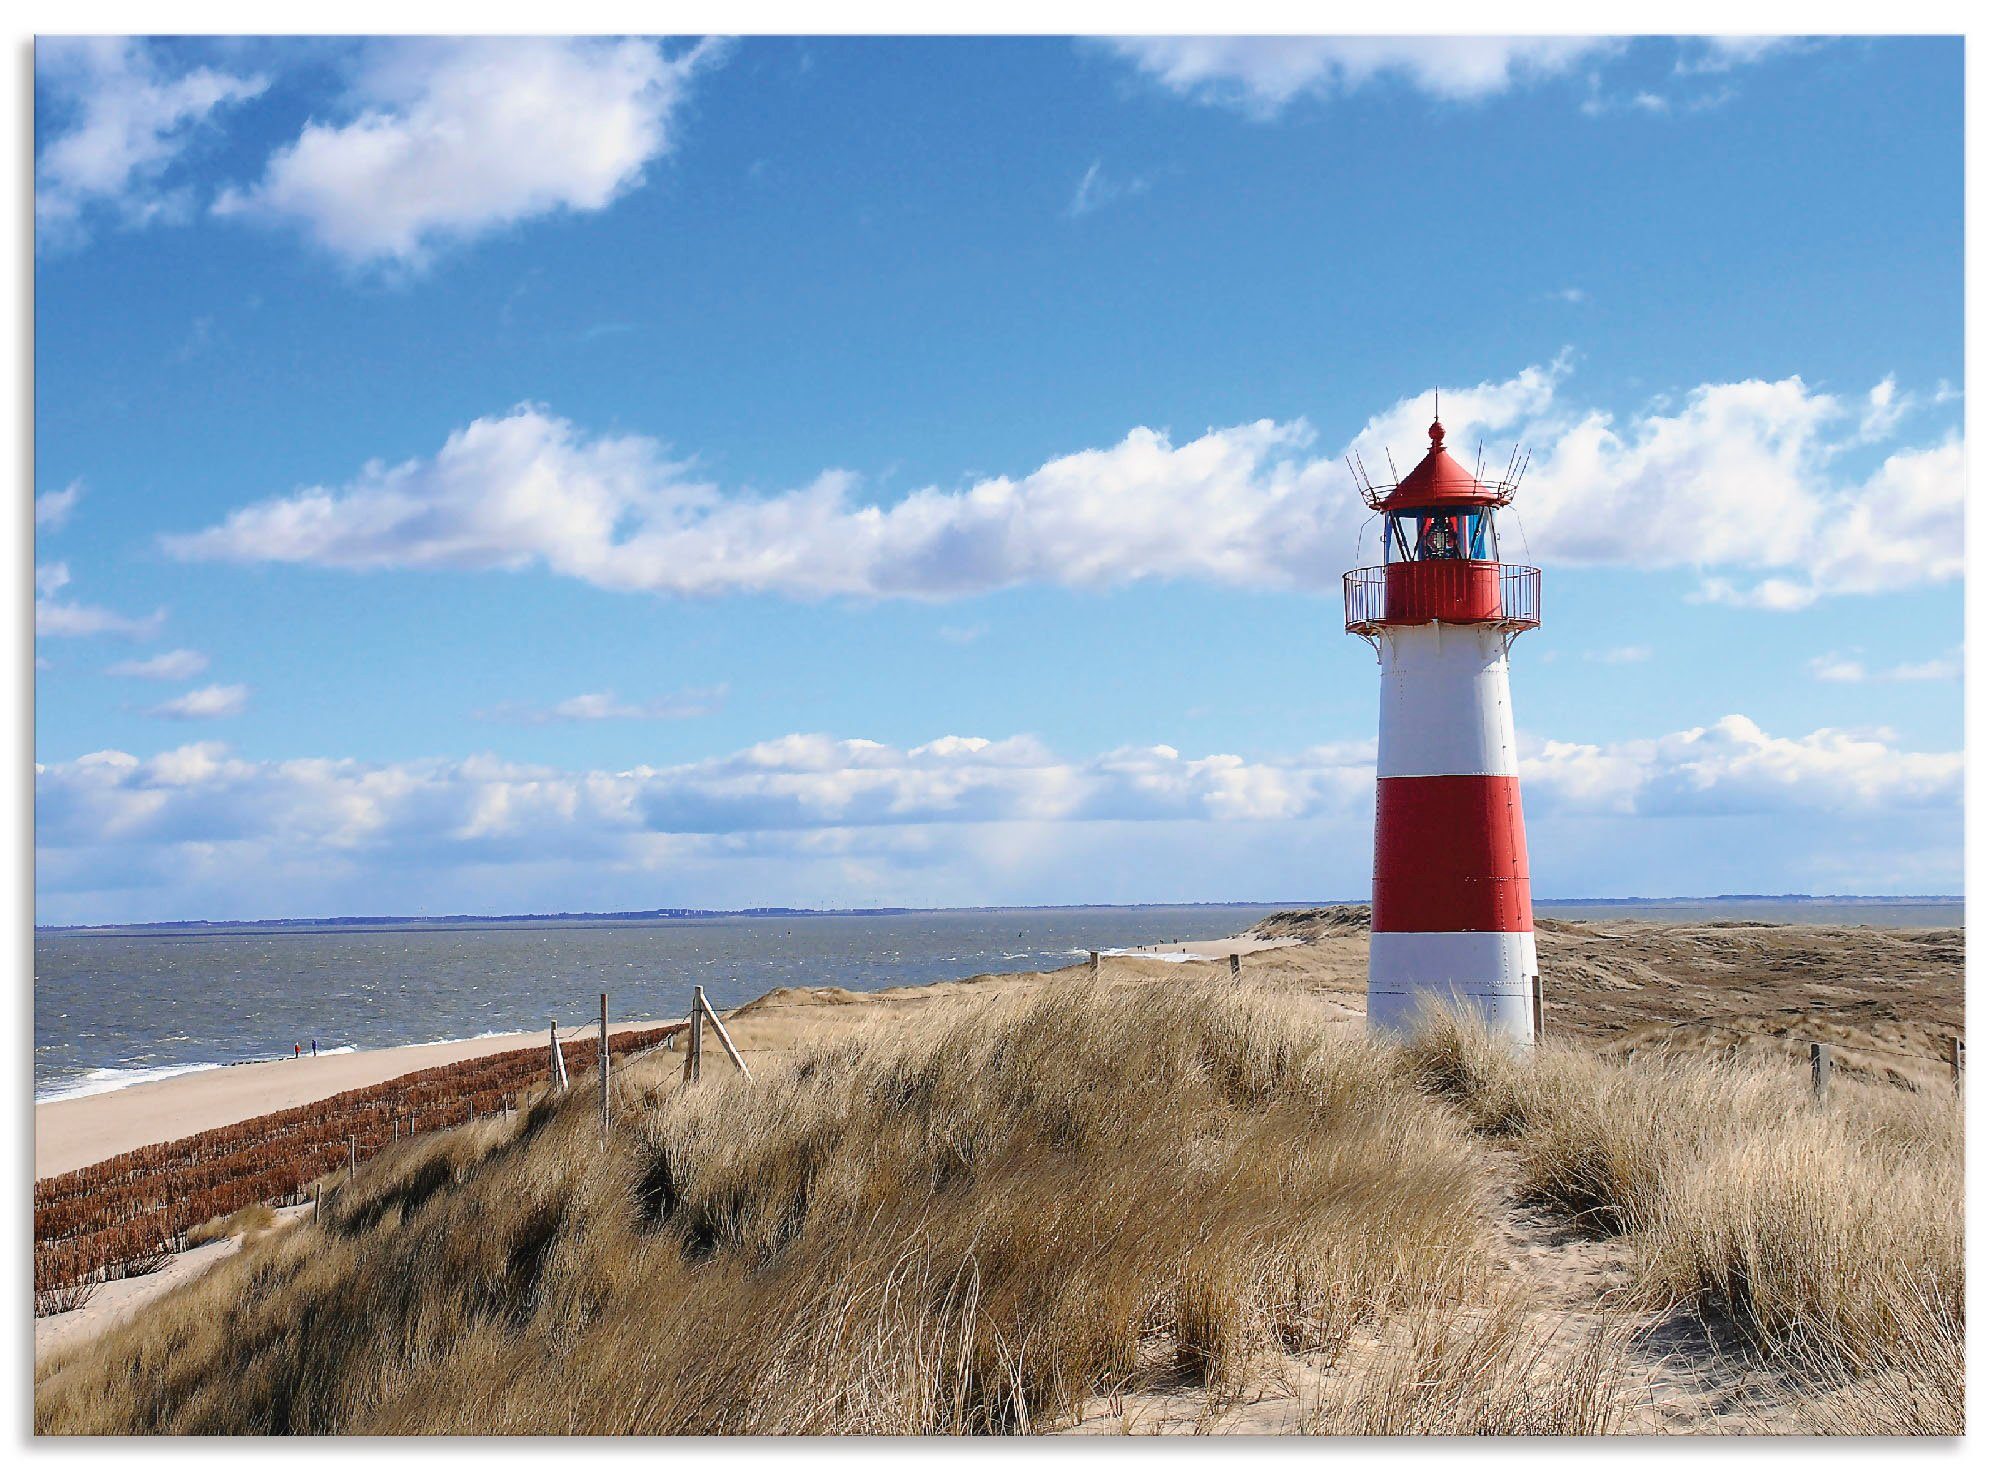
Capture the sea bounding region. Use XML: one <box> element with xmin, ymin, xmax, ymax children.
<box><xmin>32</xmin><ymin>898</ymin><xmax>1963</xmax><ymax>1103</ymax></box>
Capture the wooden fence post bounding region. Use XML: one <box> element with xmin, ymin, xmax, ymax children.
<box><xmin>550</xmin><ymin>1019</ymin><xmax>569</xmax><ymax>1090</ymax></box>
<box><xmin>1811</xmin><ymin>1043</ymin><xmax>1830</xmax><ymax>1102</ymax></box>
<box><xmin>1531</xmin><ymin>974</ymin><xmax>1545</xmax><ymax>1042</ymax></box>
<box><xmin>683</xmin><ymin>990</ymin><xmax>704</xmax><ymax>1084</ymax></box>
<box><xmin>1228</xmin><ymin>953</ymin><xmax>1242</xmax><ymax>980</ymax></box>
<box><xmin>599</xmin><ymin>992</ymin><xmax>612</xmax><ymax>1132</ymax></box>
<box><xmin>697</xmin><ymin>988</ymin><xmax>753</xmax><ymax>1078</ymax></box>
<box><xmin>1089</xmin><ymin>950</ymin><xmax>1100</xmax><ymax>979</ymax></box>
<box><xmin>348</xmin><ymin>1134</ymin><xmax>357</xmax><ymax>1180</ymax></box>
<box><xmin>1952</xmin><ymin>1037</ymin><xmax>1965</xmax><ymax>1090</ymax></box>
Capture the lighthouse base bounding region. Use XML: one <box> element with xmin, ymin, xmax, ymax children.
<box><xmin>1366</xmin><ymin>929</ymin><xmax>1539</xmax><ymax>1043</ymax></box>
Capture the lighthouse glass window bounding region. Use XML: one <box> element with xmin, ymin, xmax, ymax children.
<box><xmin>1384</xmin><ymin>508</ymin><xmax>1494</xmax><ymax>564</ymax></box>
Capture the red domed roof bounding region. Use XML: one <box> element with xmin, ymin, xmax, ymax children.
<box><xmin>1375</xmin><ymin>420</ymin><xmax>1502</xmax><ymax>512</ymax></box>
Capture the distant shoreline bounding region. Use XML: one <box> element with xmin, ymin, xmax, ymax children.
<box><xmin>32</xmin><ymin>894</ymin><xmax>1969</xmax><ymax>936</ymax></box>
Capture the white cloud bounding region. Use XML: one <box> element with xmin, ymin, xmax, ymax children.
<box><xmin>1676</xmin><ymin>37</ymin><xmax>1801</xmax><ymax>75</ymax></box>
<box><xmin>35</xmin><ymin>480</ymin><xmax>85</xmax><ymax>529</ymax></box>
<box><xmin>1521</xmin><ymin>714</ymin><xmax>1961</xmax><ymax>818</ymax></box>
<box><xmin>107</xmin><ymin>648</ymin><xmax>211</xmax><ymax>681</ymax></box>
<box><xmin>33</xmin><ymin>715</ymin><xmax>1959</xmax><ymax>922</ymax></box>
<box><xmin>1067</xmin><ymin>160</ymin><xmax>1148</xmax><ymax>217</ymax></box>
<box><xmin>34</xmin><ymin>562</ymin><xmax>166</xmax><ymax>639</ymax></box>
<box><xmin>477</xmin><ymin>686</ymin><xmax>726</xmax><ymax>724</ymax></box>
<box><xmin>165</xmin><ymin>364</ymin><xmax>1963</xmax><ymax>610</ymax></box>
<box><xmin>1101</xmin><ymin>36</ymin><xmax>1621</xmax><ymax>115</ymax></box>
<box><xmin>1857</xmin><ymin>374</ymin><xmax>1912</xmax><ymax>442</ymax></box>
<box><xmin>1806</xmin><ymin>652</ymin><xmax>1866</xmax><ymax>683</ymax></box>
<box><xmin>146</xmin><ymin>683</ymin><xmax>249</xmax><ymax>720</ymax></box>
<box><xmin>1809</xmin><ymin>645</ymin><xmax>1962</xmax><ymax>684</ymax></box>
<box><xmin>35</xmin><ymin>38</ymin><xmax>267</xmax><ymax>245</ymax></box>
<box><xmin>1582</xmin><ymin>645</ymin><xmax>1652</xmax><ymax>664</ymax></box>
<box><xmin>214</xmin><ymin>37</ymin><xmax>725</xmax><ymax>267</ymax></box>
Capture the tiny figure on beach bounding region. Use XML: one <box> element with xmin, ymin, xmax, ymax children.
<box><xmin>293</xmin><ymin>1043</ymin><xmax>300</xmax><ymax>1058</ymax></box>
<box><xmin>312</xmin><ymin>1039</ymin><xmax>318</xmax><ymax>1057</ymax></box>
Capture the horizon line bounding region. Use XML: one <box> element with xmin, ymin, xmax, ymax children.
<box><xmin>34</xmin><ymin>893</ymin><xmax>1968</xmax><ymax>934</ymax></box>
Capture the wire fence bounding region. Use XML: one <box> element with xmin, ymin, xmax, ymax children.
<box><xmin>1626</xmin><ymin>1014</ymin><xmax>1957</xmax><ymax>1066</ymax></box>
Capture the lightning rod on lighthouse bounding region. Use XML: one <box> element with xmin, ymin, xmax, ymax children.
<box><xmin>1344</xmin><ymin>410</ymin><xmax>1542</xmax><ymax>1042</ymax></box>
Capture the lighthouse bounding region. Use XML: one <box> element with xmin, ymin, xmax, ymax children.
<box><xmin>1343</xmin><ymin>412</ymin><xmax>1542</xmax><ymax>1042</ymax></box>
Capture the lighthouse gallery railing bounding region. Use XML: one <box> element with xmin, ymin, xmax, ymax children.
<box><xmin>1343</xmin><ymin>562</ymin><xmax>1541</xmax><ymax>634</ymax></box>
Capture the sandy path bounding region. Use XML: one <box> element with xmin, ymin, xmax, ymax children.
<box><xmin>35</xmin><ymin>1204</ymin><xmax>312</xmax><ymax>1365</ymax></box>
<box><xmin>35</xmin><ymin>1020</ymin><xmax>673</xmax><ymax>1179</ymax></box>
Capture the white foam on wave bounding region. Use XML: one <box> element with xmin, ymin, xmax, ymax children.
<box><xmin>36</xmin><ymin>1060</ymin><xmax>222</xmax><ymax>1104</ymax></box>
<box><xmin>1063</xmin><ymin>945</ymin><xmax>1209</xmax><ymax>964</ymax></box>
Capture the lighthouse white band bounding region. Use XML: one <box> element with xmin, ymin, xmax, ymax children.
<box><xmin>1367</xmin><ymin>929</ymin><xmax>1540</xmax><ymax>1042</ymax></box>
<box><xmin>1376</xmin><ymin>624</ymin><xmax>1518</xmax><ymax>778</ymax></box>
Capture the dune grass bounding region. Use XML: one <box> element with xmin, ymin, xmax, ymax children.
<box><xmin>33</xmin><ymin>984</ymin><xmax>1962</xmax><ymax>1436</ymax></box>
<box><xmin>35</xmin><ymin>982</ymin><xmax>1495</xmax><ymax>1435</ymax></box>
<box><xmin>185</xmin><ymin>1203</ymin><xmax>278</xmax><ymax>1249</ymax></box>
<box><xmin>1403</xmin><ymin>1009</ymin><xmax>1964</xmax><ymax>1434</ymax></box>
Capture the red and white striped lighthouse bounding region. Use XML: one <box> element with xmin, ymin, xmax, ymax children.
<box><xmin>1344</xmin><ymin>413</ymin><xmax>1542</xmax><ymax>1042</ymax></box>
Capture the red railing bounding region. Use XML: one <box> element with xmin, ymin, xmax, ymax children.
<box><xmin>1344</xmin><ymin>563</ymin><xmax>1540</xmax><ymax>634</ymax></box>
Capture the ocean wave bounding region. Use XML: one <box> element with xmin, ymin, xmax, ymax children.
<box><xmin>36</xmin><ymin>1060</ymin><xmax>222</xmax><ymax>1104</ymax></box>
<box><xmin>1060</xmin><ymin>945</ymin><xmax>1209</xmax><ymax>964</ymax></box>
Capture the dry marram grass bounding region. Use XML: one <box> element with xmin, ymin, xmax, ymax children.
<box><xmin>34</xmin><ymin>978</ymin><xmax>1963</xmax><ymax>1436</ymax></box>
<box><xmin>1404</xmin><ymin>1009</ymin><xmax>1964</xmax><ymax>1434</ymax></box>
<box><xmin>36</xmin><ymin>983</ymin><xmax>1492</xmax><ymax>1434</ymax></box>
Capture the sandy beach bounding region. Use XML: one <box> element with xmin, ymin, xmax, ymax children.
<box><xmin>35</xmin><ymin>1019</ymin><xmax>675</xmax><ymax>1179</ymax></box>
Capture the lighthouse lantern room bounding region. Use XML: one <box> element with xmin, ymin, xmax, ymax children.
<box><xmin>1344</xmin><ymin>412</ymin><xmax>1542</xmax><ymax>1043</ymax></box>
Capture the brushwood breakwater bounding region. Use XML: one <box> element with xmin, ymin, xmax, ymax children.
<box><xmin>34</xmin><ymin>1026</ymin><xmax>680</xmax><ymax>1301</ymax></box>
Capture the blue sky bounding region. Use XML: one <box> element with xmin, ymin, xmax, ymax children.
<box><xmin>33</xmin><ymin>35</ymin><xmax>1964</xmax><ymax>923</ymax></box>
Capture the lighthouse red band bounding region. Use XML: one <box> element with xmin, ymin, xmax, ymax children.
<box><xmin>1345</xmin><ymin>414</ymin><xmax>1541</xmax><ymax>1042</ymax></box>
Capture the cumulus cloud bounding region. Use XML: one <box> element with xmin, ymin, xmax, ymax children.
<box><xmin>214</xmin><ymin>37</ymin><xmax>725</xmax><ymax>267</ymax></box>
<box><xmin>164</xmin><ymin>364</ymin><xmax>1962</xmax><ymax>610</ymax></box>
<box><xmin>107</xmin><ymin>648</ymin><xmax>211</xmax><ymax>680</ymax></box>
<box><xmin>477</xmin><ymin>686</ymin><xmax>727</xmax><ymax>724</ymax></box>
<box><xmin>145</xmin><ymin>683</ymin><xmax>249</xmax><ymax>720</ymax></box>
<box><xmin>35</xmin><ymin>480</ymin><xmax>85</xmax><ymax>529</ymax></box>
<box><xmin>32</xmin><ymin>715</ymin><xmax>1960</xmax><ymax>922</ymax></box>
<box><xmin>1100</xmin><ymin>36</ymin><xmax>1621</xmax><ymax>115</ymax></box>
<box><xmin>1522</xmin><ymin>715</ymin><xmax>1961</xmax><ymax>818</ymax></box>
<box><xmin>34</xmin><ymin>563</ymin><xmax>166</xmax><ymax>639</ymax></box>
<box><xmin>35</xmin><ymin>38</ymin><xmax>267</xmax><ymax>245</ymax></box>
